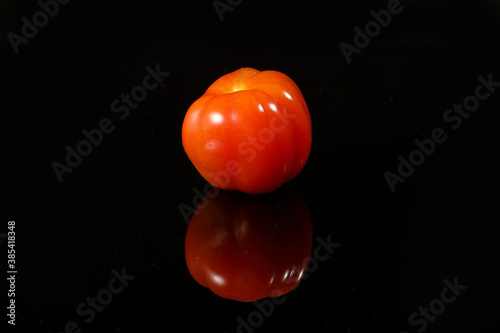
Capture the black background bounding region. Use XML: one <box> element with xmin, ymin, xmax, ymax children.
<box><xmin>3</xmin><ymin>0</ymin><xmax>500</xmax><ymax>332</ymax></box>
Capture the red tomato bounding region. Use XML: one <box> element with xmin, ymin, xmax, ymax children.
<box><xmin>185</xmin><ymin>188</ymin><xmax>312</xmax><ymax>302</ymax></box>
<box><xmin>182</xmin><ymin>68</ymin><xmax>312</xmax><ymax>194</ymax></box>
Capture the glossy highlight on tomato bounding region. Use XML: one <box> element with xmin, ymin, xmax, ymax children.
<box><xmin>182</xmin><ymin>68</ymin><xmax>312</xmax><ymax>194</ymax></box>
<box><xmin>184</xmin><ymin>188</ymin><xmax>313</xmax><ymax>302</ymax></box>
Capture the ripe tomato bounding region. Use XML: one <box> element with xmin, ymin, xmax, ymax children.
<box><xmin>185</xmin><ymin>188</ymin><xmax>312</xmax><ymax>302</ymax></box>
<box><xmin>182</xmin><ymin>68</ymin><xmax>312</xmax><ymax>194</ymax></box>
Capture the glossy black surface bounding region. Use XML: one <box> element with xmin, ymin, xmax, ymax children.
<box><xmin>4</xmin><ymin>0</ymin><xmax>500</xmax><ymax>332</ymax></box>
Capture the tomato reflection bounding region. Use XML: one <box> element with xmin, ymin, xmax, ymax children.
<box><xmin>185</xmin><ymin>187</ymin><xmax>312</xmax><ymax>302</ymax></box>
